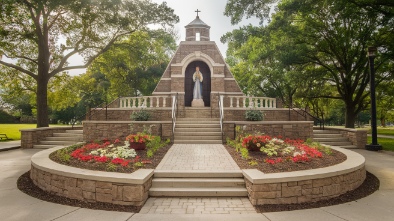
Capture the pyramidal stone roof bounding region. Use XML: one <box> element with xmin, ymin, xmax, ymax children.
<box><xmin>185</xmin><ymin>16</ymin><xmax>210</xmax><ymax>28</ymax></box>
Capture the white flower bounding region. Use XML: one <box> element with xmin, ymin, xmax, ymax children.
<box><xmin>293</xmin><ymin>152</ymin><xmax>301</xmax><ymax>157</ymax></box>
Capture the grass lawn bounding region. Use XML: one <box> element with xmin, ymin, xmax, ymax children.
<box><xmin>367</xmin><ymin>137</ymin><xmax>394</xmax><ymax>151</ymax></box>
<box><xmin>363</xmin><ymin>127</ymin><xmax>394</xmax><ymax>136</ymax></box>
<box><xmin>0</xmin><ymin>124</ymin><xmax>64</xmax><ymax>141</ymax></box>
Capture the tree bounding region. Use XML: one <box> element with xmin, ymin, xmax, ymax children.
<box><xmin>0</xmin><ymin>0</ymin><xmax>178</xmax><ymax>127</ymax></box>
<box><xmin>223</xmin><ymin>0</ymin><xmax>392</xmax><ymax>128</ymax></box>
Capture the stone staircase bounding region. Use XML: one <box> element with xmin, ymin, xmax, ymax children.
<box><xmin>174</xmin><ymin>118</ymin><xmax>222</xmax><ymax>144</ymax></box>
<box><xmin>33</xmin><ymin>130</ymin><xmax>84</xmax><ymax>149</ymax></box>
<box><xmin>149</xmin><ymin>171</ymin><xmax>248</xmax><ymax>197</ymax></box>
<box><xmin>313</xmin><ymin>130</ymin><xmax>357</xmax><ymax>149</ymax></box>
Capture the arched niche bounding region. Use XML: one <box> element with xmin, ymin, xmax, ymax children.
<box><xmin>184</xmin><ymin>61</ymin><xmax>211</xmax><ymax>107</ymax></box>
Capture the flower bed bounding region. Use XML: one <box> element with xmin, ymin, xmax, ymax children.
<box><xmin>50</xmin><ymin>134</ymin><xmax>170</xmax><ymax>173</ymax></box>
<box><xmin>227</xmin><ymin>134</ymin><xmax>347</xmax><ymax>173</ymax></box>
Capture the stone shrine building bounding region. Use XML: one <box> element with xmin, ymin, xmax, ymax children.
<box><xmin>152</xmin><ymin>15</ymin><xmax>243</xmax><ymax>109</ymax></box>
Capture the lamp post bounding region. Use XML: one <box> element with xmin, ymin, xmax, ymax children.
<box><xmin>365</xmin><ymin>46</ymin><xmax>382</xmax><ymax>151</ymax></box>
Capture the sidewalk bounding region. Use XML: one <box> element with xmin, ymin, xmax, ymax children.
<box><xmin>0</xmin><ymin>146</ymin><xmax>393</xmax><ymax>220</ymax></box>
<box><xmin>0</xmin><ymin>140</ymin><xmax>21</xmax><ymax>152</ymax></box>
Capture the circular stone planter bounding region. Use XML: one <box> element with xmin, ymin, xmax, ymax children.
<box><xmin>30</xmin><ymin>146</ymin><xmax>366</xmax><ymax>207</ymax></box>
<box><xmin>242</xmin><ymin>146</ymin><xmax>366</xmax><ymax>205</ymax></box>
<box><xmin>30</xmin><ymin>147</ymin><xmax>153</xmax><ymax>206</ymax></box>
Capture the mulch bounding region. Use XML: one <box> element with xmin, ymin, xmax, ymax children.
<box><xmin>17</xmin><ymin>144</ymin><xmax>380</xmax><ymax>213</ymax></box>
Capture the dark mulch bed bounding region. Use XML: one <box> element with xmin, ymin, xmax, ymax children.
<box><xmin>49</xmin><ymin>144</ymin><xmax>172</xmax><ymax>173</ymax></box>
<box><xmin>17</xmin><ymin>171</ymin><xmax>141</xmax><ymax>213</ymax></box>
<box><xmin>225</xmin><ymin>145</ymin><xmax>347</xmax><ymax>173</ymax></box>
<box><xmin>255</xmin><ymin>171</ymin><xmax>380</xmax><ymax>212</ymax></box>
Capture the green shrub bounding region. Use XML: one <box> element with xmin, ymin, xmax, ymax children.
<box><xmin>131</xmin><ymin>109</ymin><xmax>150</xmax><ymax>121</ymax></box>
<box><xmin>245</xmin><ymin>110</ymin><xmax>263</xmax><ymax>121</ymax></box>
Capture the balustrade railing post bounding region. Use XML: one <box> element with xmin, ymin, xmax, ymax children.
<box><xmin>156</xmin><ymin>97</ymin><xmax>160</xmax><ymax>107</ymax></box>
<box><xmin>163</xmin><ymin>97</ymin><xmax>167</xmax><ymax>107</ymax></box>
<box><xmin>230</xmin><ymin>96</ymin><xmax>233</xmax><ymax>108</ymax></box>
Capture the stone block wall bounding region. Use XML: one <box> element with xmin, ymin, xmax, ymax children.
<box><xmin>223</xmin><ymin>121</ymin><xmax>314</xmax><ymax>141</ymax></box>
<box><xmin>321</xmin><ymin>127</ymin><xmax>368</xmax><ymax>149</ymax></box>
<box><xmin>83</xmin><ymin>121</ymin><xmax>172</xmax><ymax>142</ymax></box>
<box><xmin>224</xmin><ymin>109</ymin><xmax>312</xmax><ymax>122</ymax></box>
<box><xmin>88</xmin><ymin>109</ymin><xmax>172</xmax><ymax>121</ymax></box>
<box><xmin>30</xmin><ymin>166</ymin><xmax>150</xmax><ymax>206</ymax></box>
<box><xmin>246</xmin><ymin>167</ymin><xmax>366</xmax><ymax>205</ymax></box>
<box><xmin>20</xmin><ymin>127</ymin><xmax>82</xmax><ymax>149</ymax></box>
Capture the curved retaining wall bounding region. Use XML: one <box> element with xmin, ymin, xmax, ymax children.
<box><xmin>31</xmin><ymin>146</ymin><xmax>366</xmax><ymax>206</ymax></box>
<box><xmin>243</xmin><ymin>147</ymin><xmax>366</xmax><ymax>205</ymax></box>
<box><xmin>30</xmin><ymin>147</ymin><xmax>153</xmax><ymax>206</ymax></box>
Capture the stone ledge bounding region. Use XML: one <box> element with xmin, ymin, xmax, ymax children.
<box><xmin>224</xmin><ymin>121</ymin><xmax>313</xmax><ymax>125</ymax></box>
<box><xmin>243</xmin><ymin>147</ymin><xmax>364</xmax><ymax>184</ymax></box>
<box><xmin>83</xmin><ymin>121</ymin><xmax>172</xmax><ymax>124</ymax></box>
<box><xmin>20</xmin><ymin>126</ymin><xmax>82</xmax><ymax>132</ymax></box>
<box><xmin>31</xmin><ymin>147</ymin><xmax>154</xmax><ymax>184</ymax></box>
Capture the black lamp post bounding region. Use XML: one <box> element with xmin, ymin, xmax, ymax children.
<box><xmin>365</xmin><ymin>46</ymin><xmax>382</xmax><ymax>151</ymax></box>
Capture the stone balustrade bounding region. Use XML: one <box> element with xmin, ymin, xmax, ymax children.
<box><xmin>119</xmin><ymin>96</ymin><xmax>170</xmax><ymax>108</ymax></box>
<box><xmin>226</xmin><ymin>96</ymin><xmax>276</xmax><ymax>109</ymax></box>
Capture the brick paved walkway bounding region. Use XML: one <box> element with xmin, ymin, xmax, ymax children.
<box><xmin>140</xmin><ymin>197</ymin><xmax>257</xmax><ymax>214</ymax></box>
<box><xmin>156</xmin><ymin>144</ymin><xmax>240</xmax><ymax>171</ymax></box>
<box><xmin>141</xmin><ymin>144</ymin><xmax>255</xmax><ymax>214</ymax></box>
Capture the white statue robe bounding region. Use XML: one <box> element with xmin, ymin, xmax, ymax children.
<box><xmin>193</xmin><ymin>71</ymin><xmax>203</xmax><ymax>99</ymax></box>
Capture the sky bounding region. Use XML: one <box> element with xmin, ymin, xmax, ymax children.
<box><xmin>66</xmin><ymin>0</ymin><xmax>260</xmax><ymax>75</ymax></box>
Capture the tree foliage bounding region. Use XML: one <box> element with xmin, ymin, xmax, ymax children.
<box><xmin>0</xmin><ymin>0</ymin><xmax>179</xmax><ymax>127</ymax></box>
<box><xmin>223</xmin><ymin>0</ymin><xmax>393</xmax><ymax>128</ymax></box>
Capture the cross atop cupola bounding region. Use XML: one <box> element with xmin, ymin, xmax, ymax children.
<box><xmin>185</xmin><ymin>11</ymin><xmax>211</xmax><ymax>41</ymax></box>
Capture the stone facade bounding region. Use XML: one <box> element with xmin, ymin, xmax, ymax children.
<box><xmin>88</xmin><ymin>109</ymin><xmax>172</xmax><ymax>121</ymax></box>
<box><xmin>223</xmin><ymin>121</ymin><xmax>314</xmax><ymax>141</ymax></box>
<box><xmin>30</xmin><ymin>165</ymin><xmax>151</xmax><ymax>206</ymax></box>
<box><xmin>246</xmin><ymin>167</ymin><xmax>366</xmax><ymax>205</ymax></box>
<box><xmin>20</xmin><ymin>126</ymin><xmax>82</xmax><ymax>149</ymax></box>
<box><xmin>83</xmin><ymin>121</ymin><xmax>172</xmax><ymax>142</ymax></box>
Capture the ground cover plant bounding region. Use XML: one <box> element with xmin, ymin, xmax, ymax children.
<box><xmin>50</xmin><ymin>133</ymin><xmax>170</xmax><ymax>173</ymax></box>
<box><xmin>226</xmin><ymin>127</ymin><xmax>346</xmax><ymax>173</ymax></box>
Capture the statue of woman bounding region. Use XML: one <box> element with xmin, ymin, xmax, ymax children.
<box><xmin>193</xmin><ymin>66</ymin><xmax>203</xmax><ymax>99</ymax></box>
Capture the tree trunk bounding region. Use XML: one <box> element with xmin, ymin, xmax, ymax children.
<box><xmin>36</xmin><ymin>77</ymin><xmax>49</xmax><ymax>128</ymax></box>
<box><xmin>345</xmin><ymin>105</ymin><xmax>356</xmax><ymax>128</ymax></box>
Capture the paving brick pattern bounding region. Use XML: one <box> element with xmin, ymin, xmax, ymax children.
<box><xmin>155</xmin><ymin>144</ymin><xmax>240</xmax><ymax>171</ymax></box>
<box><xmin>140</xmin><ymin>197</ymin><xmax>257</xmax><ymax>214</ymax></box>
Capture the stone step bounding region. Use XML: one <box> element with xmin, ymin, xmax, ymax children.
<box><xmin>52</xmin><ymin>133</ymin><xmax>81</xmax><ymax>137</ymax></box>
<box><xmin>313</xmin><ymin>134</ymin><xmax>344</xmax><ymax>138</ymax></box>
<box><xmin>46</xmin><ymin>136</ymin><xmax>83</xmax><ymax>142</ymax></box>
<box><xmin>174</xmin><ymin>136</ymin><xmax>222</xmax><ymax>140</ymax></box>
<box><xmin>151</xmin><ymin>178</ymin><xmax>246</xmax><ymax>188</ymax></box>
<box><xmin>175</xmin><ymin>128</ymin><xmax>221</xmax><ymax>132</ymax></box>
<box><xmin>177</xmin><ymin>121</ymin><xmax>219</xmax><ymax>124</ymax></box>
<box><xmin>174</xmin><ymin>140</ymin><xmax>223</xmax><ymax>144</ymax></box>
<box><xmin>66</xmin><ymin>130</ymin><xmax>83</xmax><ymax>134</ymax></box>
<box><xmin>313</xmin><ymin>137</ymin><xmax>349</xmax><ymax>142</ymax></box>
<box><xmin>149</xmin><ymin>187</ymin><xmax>248</xmax><ymax>197</ymax></box>
<box><xmin>174</xmin><ymin>132</ymin><xmax>222</xmax><ymax>136</ymax></box>
<box><xmin>154</xmin><ymin>171</ymin><xmax>243</xmax><ymax>178</ymax></box>
<box><xmin>177</xmin><ymin>118</ymin><xmax>220</xmax><ymax>122</ymax></box>
<box><xmin>175</xmin><ymin>124</ymin><xmax>220</xmax><ymax>128</ymax></box>
<box><xmin>40</xmin><ymin>140</ymin><xmax>80</xmax><ymax>146</ymax></box>
<box><xmin>33</xmin><ymin>144</ymin><xmax>62</xmax><ymax>149</ymax></box>
<box><xmin>313</xmin><ymin>130</ymin><xmax>340</xmax><ymax>134</ymax></box>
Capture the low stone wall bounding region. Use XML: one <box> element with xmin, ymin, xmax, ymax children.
<box><xmin>223</xmin><ymin>121</ymin><xmax>314</xmax><ymax>141</ymax></box>
<box><xmin>20</xmin><ymin>126</ymin><xmax>83</xmax><ymax>149</ymax></box>
<box><xmin>224</xmin><ymin>108</ymin><xmax>313</xmax><ymax>122</ymax></box>
<box><xmin>320</xmin><ymin>127</ymin><xmax>368</xmax><ymax>148</ymax></box>
<box><xmin>83</xmin><ymin>121</ymin><xmax>172</xmax><ymax>142</ymax></box>
<box><xmin>243</xmin><ymin>147</ymin><xmax>366</xmax><ymax>205</ymax></box>
<box><xmin>88</xmin><ymin>108</ymin><xmax>172</xmax><ymax>121</ymax></box>
<box><xmin>31</xmin><ymin>147</ymin><xmax>153</xmax><ymax>206</ymax></box>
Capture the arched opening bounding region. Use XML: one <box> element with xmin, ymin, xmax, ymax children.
<box><xmin>184</xmin><ymin>61</ymin><xmax>211</xmax><ymax>107</ymax></box>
